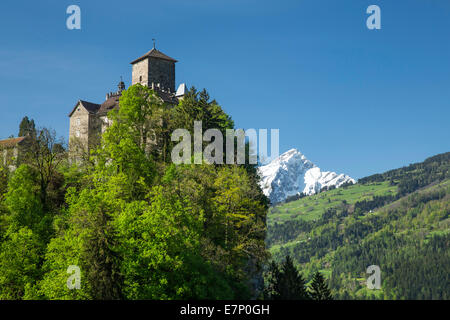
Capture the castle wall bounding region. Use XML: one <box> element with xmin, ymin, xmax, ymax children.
<box><xmin>69</xmin><ymin>105</ymin><xmax>90</xmax><ymax>146</ymax></box>
<box><xmin>89</xmin><ymin>114</ymin><xmax>102</xmax><ymax>145</ymax></box>
<box><xmin>132</xmin><ymin>57</ymin><xmax>175</xmax><ymax>92</ymax></box>
<box><xmin>68</xmin><ymin>104</ymin><xmax>102</xmax><ymax>160</ymax></box>
<box><xmin>132</xmin><ymin>59</ymin><xmax>149</xmax><ymax>86</ymax></box>
<box><xmin>1</xmin><ymin>146</ymin><xmax>19</xmax><ymax>171</ymax></box>
<box><xmin>148</xmin><ymin>58</ymin><xmax>175</xmax><ymax>93</ymax></box>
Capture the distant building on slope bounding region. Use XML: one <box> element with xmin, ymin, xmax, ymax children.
<box><xmin>0</xmin><ymin>136</ymin><xmax>31</xmax><ymax>171</ymax></box>
<box><xmin>68</xmin><ymin>47</ymin><xmax>187</xmax><ymax>159</ymax></box>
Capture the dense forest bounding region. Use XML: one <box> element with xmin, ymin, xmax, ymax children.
<box><xmin>359</xmin><ymin>152</ymin><xmax>450</xmax><ymax>196</ymax></box>
<box><xmin>268</xmin><ymin>153</ymin><xmax>450</xmax><ymax>299</ymax></box>
<box><xmin>0</xmin><ymin>85</ymin><xmax>270</xmax><ymax>300</ymax></box>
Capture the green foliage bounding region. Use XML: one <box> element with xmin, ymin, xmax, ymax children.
<box><xmin>264</xmin><ymin>261</ymin><xmax>281</xmax><ymax>299</ymax></box>
<box><xmin>267</xmin><ymin>162</ymin><xmax>450</xmax><ymax>300</ymax></box>
<box><xmin>359</xmin><ymin>152</ymin><xmax>449</xmax><ymax>196</ymax></box>
<box><xmin>0</xmin><ymin>227</ymin><xmax>42</xmax><ymax>299</ymax></box>
<box><xmin>170</xmin><ymin>87</ymin><xmax>235</xmax><ymax>165</ymax></box>
<box><xmin>0</xmin><ymin>129</ymin><xmax>68</xmax><ymax>299</ymax></box>
<box><xmin>264</xmin><ymin>256</ymin><xmax>308</xmax><ymax>300</ymax></box>
<box><xmin>98</xmin><ymin>84</ymin><xmax>159</xmax><ymax>198</ymax></box>
<box><xmin>154</xmin><ymin>163</ymin><xmax>268</xmax><ymax>298</ymax></box>
<box><xmin>20</xmin><ymin>127</ymin><xmax>67</xmax><ymax>207</ymax></box>
<box><xmin>115</xmin><ymin>185</ymin><xmax>227</xmax><ymax>299</ymax></box>
<box><xmin>38</xmin><ymin>227</ymin><xmax>92</xmax><ymax>300</ymax></box>
<box><xmin>0</xmin><ymin>166</ymin><xmax>8</xmax><ymax>196</ymax></box>
<box><xmin>0</xmin><ymin>84</ymin><xmax>269</xmax><ymax>300</ymax></box>
<box><xmin>5</xmin><ymin>166</ymin><xmax>45</xmax><ymax>236</ymax></box>
<box><xmin>267</xmin><ymin>181</ymin><xmax>396</xmax><ymax>246</ymax></box>
<box><xmin>39</xmin><ymin>183</ymin><xmax>123</xmax><ymax>300</ymax></box>
<box><xmin>309</xmin><ymin>271</ymin><xmax>333</xmax><ymax>301</ymax></box>
<box><xmin>0</xmin><ymin>166</ymin><xmax>9</xmax><ymax>235</ymax></box>
<box><xmin>172</xmin><ymin>87</ymin><xmax>234</xmax><ymax>135</ymax></box>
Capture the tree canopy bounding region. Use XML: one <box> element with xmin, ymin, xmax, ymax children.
<box><xmin>0</xmin><ymin>85</ymin><xmax>269</xmax><ymax>300</ymax></box>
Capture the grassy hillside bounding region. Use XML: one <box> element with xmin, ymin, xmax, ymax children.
<box><xmin>269</xmin><ymin>181</ymin><xmax>396</xmax><ymax>224</ymax></box>
<box><xmin>266</xmin><ymin>152</ymin><xmax>450</xmax><ymax>299</ymax></box>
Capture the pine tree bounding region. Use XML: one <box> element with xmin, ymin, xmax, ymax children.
<box><xmin>266</xmin><ymin>256</ymin><xmax>308</xmax><ymax>300</ymax></box>
<box><xmin>308</xmin><ymin>271</ymin><xmax>333</xmax><ymax>301</ymax></box>
<box><xmin>264</xmin><ymin>261</ymin><xmax>281</xmax><ymax>299</ymax></box>
<box><xmin>278</xmin><ymin>256</ymin><xmax>308</xmax><ymax>300</ymax></box>
<box><xmin>81</xmin><ymin>216</ymin><xmax>123</xmax><ymax>300</ymax></box>
<box><xmin>18</xmin><ymin>116</ymin><xmax>36</xmax><ymax>137</ymax></box>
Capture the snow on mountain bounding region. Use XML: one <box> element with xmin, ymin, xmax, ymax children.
<box><xmin>258</xmin><ymin>149</ymin><xmax>356</xmax><ymax>204</ymax></box>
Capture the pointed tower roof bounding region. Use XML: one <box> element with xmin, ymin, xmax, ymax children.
<box><xmin>130</xmin><ymin>48</ymin><xmax>178</xmax><ymax>64</ymax></box>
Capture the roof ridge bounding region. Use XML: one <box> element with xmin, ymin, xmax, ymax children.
<box><xmin>68</xmin><ymin>100</ymin><xmax>101</xmax><ymax>117</ymax></box>
<box><xmin>0</xmin><ymin>136</ymin><xmax>27</xmax><ymax>147</ymax></box>
<box><xmin>79</xmin><ymin>99</ymin><xmax>100</xmax><ymax>106</ymax></box>
<box><xmin>130</xmin><ymin>48</ymin><xmax>178</xmax><ymax>64</ymax></box>
<box><xmin>0</xmin><ymin>136</ymin><xmax>26</xmax><ymax>141</ymax></box>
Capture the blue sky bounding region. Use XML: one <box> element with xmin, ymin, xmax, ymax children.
<box><xmin>0</xmin><ymin>0</ymin><xmax>449</xmax><ymax>178</ymax></box>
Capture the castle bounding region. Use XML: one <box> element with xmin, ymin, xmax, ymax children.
<box><xmin>68</xmin><ymin>47</ymin><xmax>187</xmax><ymax>156</ymax></box>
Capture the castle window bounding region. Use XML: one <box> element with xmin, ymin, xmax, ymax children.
<box><xmin>76</xmin><ymin>118</ymin><xmax>80</xmax><ymax>126</ymax></box>
<box><xmin>76</xmin><ymin>130</ymin><xmax>80</xmax><ymax>138</ymax></box>
<box><xmin>139</xmin><ymin>76</ymin><xmax>142</xmax><ymax>82</ymax></box>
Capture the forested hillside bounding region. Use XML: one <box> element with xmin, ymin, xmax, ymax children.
<box><xmin>267</xmin><ymin>153</ymin><xmax>450</xmax><ymax>299</ymax></box>
<box><xmin>0</xmin><ymin>85</ymin><xmax>269</xmax><ymax>300</ymax></box>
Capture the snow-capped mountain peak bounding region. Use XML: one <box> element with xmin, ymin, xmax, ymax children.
<box><xmin>258</xmin><ymin>149</ymin><xmax>355</xmax><ymax>204</ymax></box>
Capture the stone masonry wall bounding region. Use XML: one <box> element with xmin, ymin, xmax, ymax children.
<box><xmin>69</xmin><ymin>104</ymin><xmax>102</xmax><ymax>158</ymax></box>
<box><xmin>132</xmin><ymin>58</ymin><xmax>175</xmax><ymax>92</ymax></box>
<box><xmin>132</xmin><ymin>59</ymin><xmax>149</xmax><ymax>86</ymax></box>
<box><xmin>148</xmin><ymin>58</ymin><xmax>175</xmax><ymax>93</ymax></box>
<box><xmin>1</xmin><ymin>146</ymin><xmax>18</xmax><ymax>170</ymax></box>
<box><xmin>69</xmin><ymin>105</ymin><xmax>90</xmax><ymax>148</ymax></box>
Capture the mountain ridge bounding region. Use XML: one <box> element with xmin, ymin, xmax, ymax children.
<box><xmin>258</xmin><ymin>148</ymin><xmax>355</xmax><ymax>204</ymax></box>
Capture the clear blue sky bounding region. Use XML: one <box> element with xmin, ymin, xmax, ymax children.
<box><xmin>0</xmin><ymin>0</ymin><xmax>449</xmax><ymax>179</ymax></box>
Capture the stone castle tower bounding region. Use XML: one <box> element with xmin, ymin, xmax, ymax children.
<box><xmin>131</xmin><ymin>47</ymin><xmax>177</xmax><ymax>92</ymax></box>
<box><xmin>68</xmin><ymin>47</ymin><xmax>186</xmax><ymax>158</ymax></box>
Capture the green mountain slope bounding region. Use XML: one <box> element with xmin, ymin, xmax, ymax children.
<box><xmin>266</xmin><ymin>152</ymin><xmax>450</xmax><ymax>299</ymax></box>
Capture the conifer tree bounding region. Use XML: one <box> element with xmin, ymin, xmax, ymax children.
<box><xmin>18</xmin><ymin>116</ymin><xmax>36</xmax><ymax>137</ymax></box>
<box><xmin>279</xmin><ymin>255</ymin><xmax>308</xmax><ymax>300</ymax></box>
<box><xmin>309</xmin><ymin>271</ymin><xmax>333</xmax><ymax>301</ymax></box>
<box><xmin>265</xmin><ymin>256</ymin><xmax>308</xmax><ymax>300</ymax></box>
<box><xmin>264</xmin><ymin>261</ymin><xmax>281</xmax><ymax>299</ymax></box>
